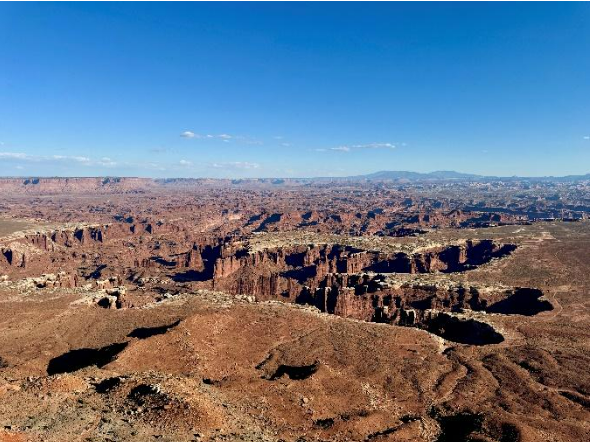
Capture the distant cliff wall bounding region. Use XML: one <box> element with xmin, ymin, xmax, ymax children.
<box><xmin>0</xmin><ymin>177</ymin><xmax>155</xmax><ymax>194</ymax></box>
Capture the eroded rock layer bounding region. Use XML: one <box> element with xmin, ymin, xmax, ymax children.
<box><xmin>0</xmin><ymin>181</ymin><xmax>588</xmax><ymax>442</ymax></box>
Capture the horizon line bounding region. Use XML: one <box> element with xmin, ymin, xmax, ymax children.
<box><xmin>0</xmin><ymin>170</ymin><xmax>589</xmax><ymax>181</ymax></box>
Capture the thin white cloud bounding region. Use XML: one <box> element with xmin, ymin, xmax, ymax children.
<box><xmin>584</xmin><ymin>136</ymin><xmax>590</xmax><ymax>140</ymax></box>
<box><xmin>52</xmin><ymin>155</ymin><xmax>91</xmax><ymax>163</ymax></box>
<box><xmin>0</xmin><ymin>152</ymin><xmax>117</xmax><ymax>167</ymax></box>
<box><xmin>149</xmin><ymin>147</ymin><xmax>175</xmax><ymax>154</ymax></box>
<box><xmin>0</xmin><ymin>150</ymin><xmax>265</xmax><ymax>175</ymax></box>
<box><xmin>180</xmin><ymin>131</ymin><xmax>261</xmax><ymax>145</ymax></box>
<box><xmin>0</xmin><ymin>152</ymin><xmax>29</xmax><ymax>160</ymax></box>
<box><xmin>99</xmin><ymin>157</ymin><xmax>117</xmax><ymax>166</ymax></box>
<box><xmin>317</xmin><ymin>142</ymin><xmax>399</xmax><ymax>153</ymax></box>
<box><xmin>181</xmin><ymin>132</ymin><xmax>234</xmax><ymax>140</ymax></box>
<box><xmin>212</xmin><ymin>161</ymin><xmax>260</xmax><ymax>170</ymax></box>
<box><xmin>351</xmin><ymin>142</ymin><xmax>396</xmax><ymax>149</ymax></box>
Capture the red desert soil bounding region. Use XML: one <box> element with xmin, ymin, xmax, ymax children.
<box><xmin>0</xmin><ymin>177</ymin><xmax>588</xmax><ymax>441</ymax></box>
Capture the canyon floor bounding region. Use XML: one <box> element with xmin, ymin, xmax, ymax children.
<box><xmin>0</xmin><ymin>178</ymin><xmax>589</xmax><ymax>442</ymax></box>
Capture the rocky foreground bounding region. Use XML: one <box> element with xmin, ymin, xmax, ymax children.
<box><xmin>0</xmin><ymin>178</ymin><xmax>588</xmax><ymax>441</ymax></box>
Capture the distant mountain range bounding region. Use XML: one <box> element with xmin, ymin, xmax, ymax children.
<box><xmin>0</xmin><ymin>172</ymin><xmax>588</xmax><ymax>193</ymax></box>
<box><xmin>349</xmin><ymin>170</ymin><xmax>590</xmax><ymax>182</ymax></box>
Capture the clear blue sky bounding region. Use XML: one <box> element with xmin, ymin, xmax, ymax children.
<box><xmin>1</xmin><ymin>2</ymin><xmax>589</xmax><ymax>178</ymax></box>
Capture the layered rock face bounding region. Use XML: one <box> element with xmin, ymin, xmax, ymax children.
<box><xmin>213</xmin><ymin>264</ymin><xmax>550</xmax><ymax>345</ymax></box>
<box><xmin>1</xmin><ymin>223</ymin><xmax>155</xmax><ymax>270</ymax></box>
<box><xmin>296</xmin><ymin>275</ymin><xmax>550</xmax><ymax>344</ymax></box>
<box><xmin>205</xmin><ymin>240</ymin><xmax>534</xmax><ymax>344</ymax></box>
<box><xmin>0</xmin><ymin>177</ymin><xmax>154</xmax><ymax>194</ymax></box>
<box><xmin>1</xmin><ymin>224</ymin><xmax>523</xmax><ymax>337</ymax></box>
<box><xmin>211</xmin><ymin>240</ymin><xmax>517</xmax><ymax>297</ymax></box>
<box><xmin>0</xmin><ymin>220</ymin><xmax>224</xmax><ymax>269</ymax></box>
<box><xmin>0</xmin><ymin>211</ymin><xmax>542</xmax><ymax>347</ymax></box>
<box><xmin>0</xmin><ymin>181</ymin><xmax>586</xmax><ymax>442</ymax></box>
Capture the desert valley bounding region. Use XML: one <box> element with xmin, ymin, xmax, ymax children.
<box><xmin>0</xmin><ymin>175</ymin><xmax>588</xmax><ymax>441</ymax></box>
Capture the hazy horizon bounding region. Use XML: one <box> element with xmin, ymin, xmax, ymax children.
<box><xmin>1</xmin><ymin>2</ymin><xmax>589</xmax><ymax>178</ymax></box>
<box><xmin>1</xmin><ymin>168</ymin><xmax>589</xmax><ymax>181</ymax></box>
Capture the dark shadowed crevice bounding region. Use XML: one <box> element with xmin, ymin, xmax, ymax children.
<box><xmin>47</xmin><ymin>342</ymin><xmax>128</xmax><ymax>375</ymax></box>
<box><xmin>127</xmin><ymin>319</ymin><xmax>181</xmax><ymax>339</ymax></box>
<box><xmin>94</xmin><ymin>376</ymin><xmax>124</xmax><ymax>393</ymax></box>
<box><xmin>430</xmin><ymin>410</ymin><xmax>483</xmax><ymax>442</ymax></box>
<box><xmin>425</xmin><ymin>314</ymin><xmax>504</xmax><ymax>346</ymax></box>
<box><xmin>314</xmin><ymin>417</ymin><xmax>335</xmax><ymax>429</ymax></box>
<box><xmin>88</xmin><ymin>264</ymin><xmax>107</xmax><ymax>279</ymax></box>
<box><xmin>365</xmin><ymin>425</ymin><xmax>402</xmax><ymax>440</ymax></box>
<box><xmin>499</xmin><ymin>423</ymin><xmax>521</xmax><ymax>442</ymax></box>
<box><xmin>559</xmin><ymin>390</ymin><xmax>590</xmax><ymax>410</ymax></box>
<box><xmin>365</xmin><ymin>416</ymin><xmax>421</xmax><ymax>440</ymax></box>
<box><xmin>127</xmin><ymin>383</ymin><xmax>170</xmax><ymax>408</ymax></box>
<box><xmin>486</xmin><ymin>288</ymin><xmax>553</xmax><ymax>316</ymax></box>
<box><xmin>268</xmin><ymin>362</ymin><xmax>319</xmax><ymax>380</ymax></box>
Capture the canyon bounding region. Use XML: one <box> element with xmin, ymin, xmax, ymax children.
<box><xmin>0</xmin><ymin>177</ymin><xmax>588</xmax><ymax>442</ymax></box>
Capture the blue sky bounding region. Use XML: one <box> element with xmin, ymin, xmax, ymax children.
<box><xmin>1</xmin><ymin>2</ymin><xmax>589</xmax><ymax>178</ymax></box>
